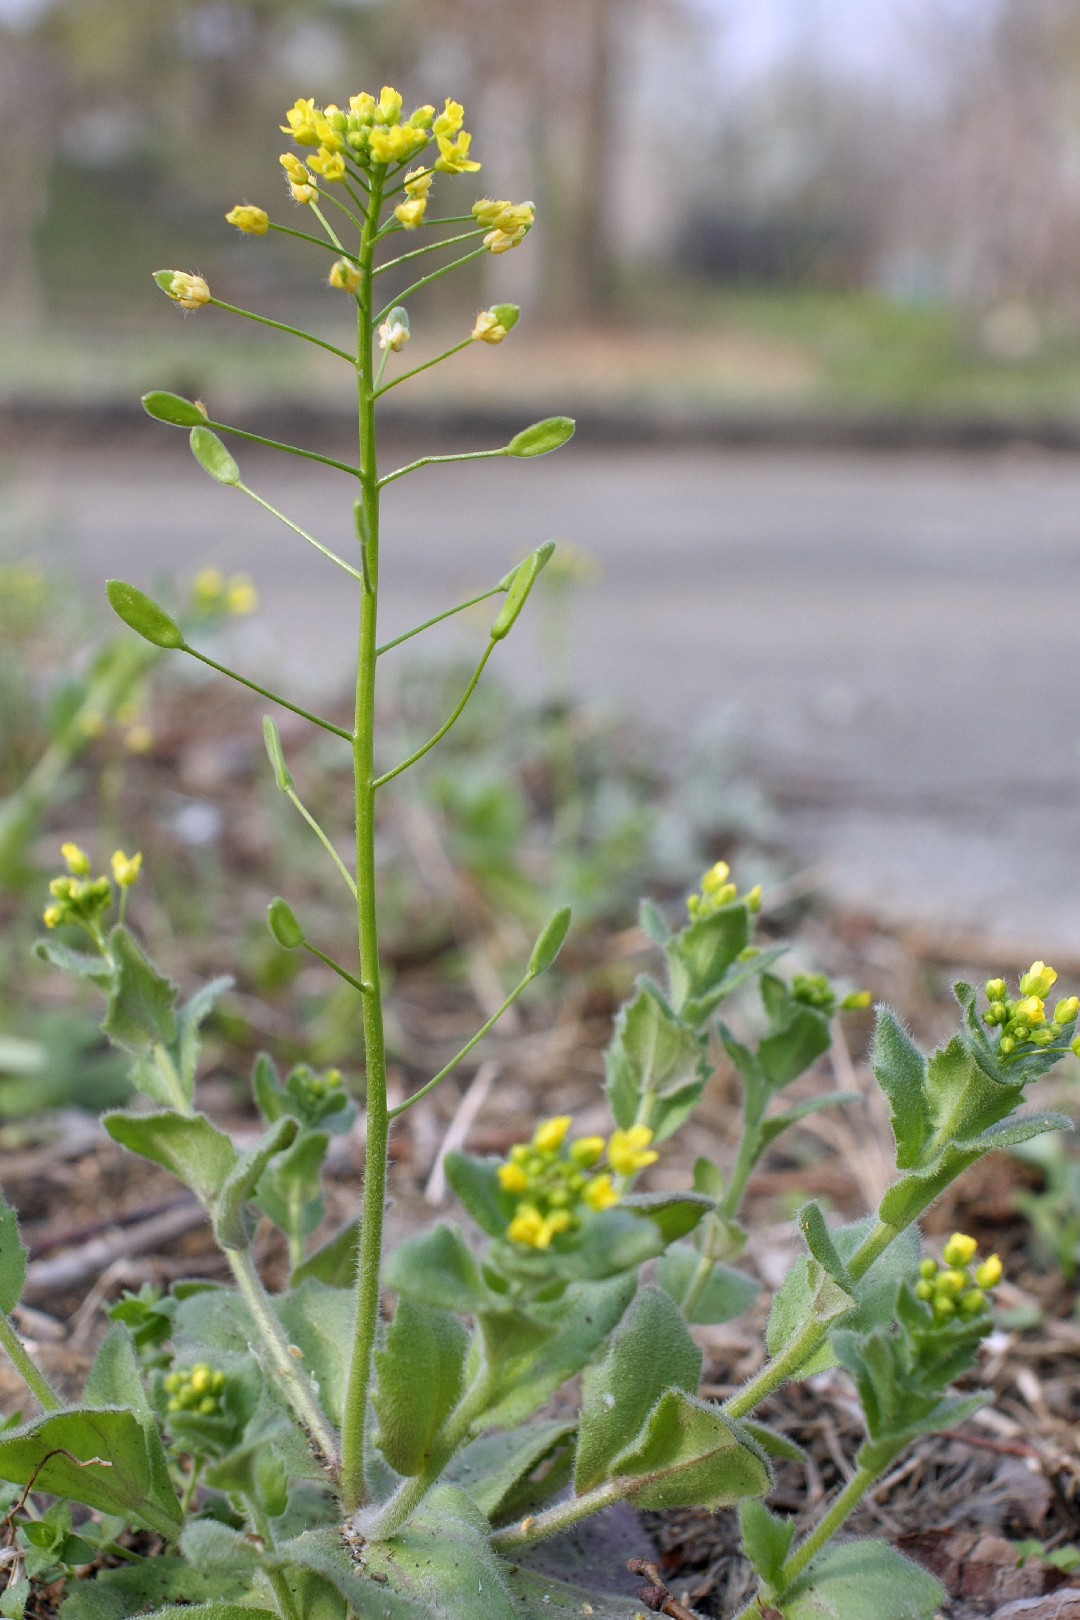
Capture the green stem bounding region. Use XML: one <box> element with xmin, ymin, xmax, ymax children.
<box><xmin>268</xmin><ymin>221</ymin><xmax>358</xmax><ymax>261</ymax></box>
<box><xmin>339</xmin><ymin>170</ymin><xmax>390</xmax><ymax>1517</ymax></box>
<box><xmin>302</xmin><ymin>940</ymin><xmax>369</xmax><ymax>995</ymax></box>
<box><xmin>0</xmin><ymin>1311</ymin><xmax>62</xmax><ymax>1411</ymax></box>
<box><xmin>310</xmin><ymin>201</ymin><xmax>346</xmax><ymax>251</ymax></box>
<box><xmin>179</xmin><ymin>645</ymin><xmax>352</xmax><ymax>741</ymax></box>
<box><xmin>389</xmin><ymin>972</ymin><xmax>535</xmax><ymax>1118</ymax></box>
<box><xmin>373</xmin><ymin>641</ymin><xmax>495</xmax><ymax>785</ymax></box>
<box><xmin>375</xmin><ymin>586</ymin><xmax>502</xmax><ymax>656</ymax></box>
<box><xmin>202</xmin><ymin>417</ymin><xmax>359</xmax><ymax>478</ymax></box>
<box><xmin>207</xmin><ymin>299</ymin><xmax>354</xmax><ymax>365</ymax></box>
<box><xmin>228</xmin><ymin>1248</ymin><xmax>340</xmax><ymax>1472</ymax></box>
<box><xmin>374</xmin><ymin>338</ymin><xmax>474</xmax><ymax>397</ymax></box>
<box><xmin>374</xmin><ymin>228</ymin><xmax>485</xmax><ymax>276</ymax></box>
<box><xmin>490</xmin><ymin>1478</ymin><xmax>628</xmax><ymax>1552</ymax></box>
<box><xmin>378</xmin><ymin>446</ymin><xmax>508</xmax><ymax>489</ymax></box>
<box><xmin>373</xmin><ymin>245</ymin><xmax>488</xmax><ymax>324</ymax></box>
<box><xmin>284</xmin><ymin>786</ymin><xmax>357</xmax><ymax>896</ymax></box>
<box><xmin>247</xmin><ymin>1496</ymin><xmax>303</xmax><ymax>1620</ymax></box>
<box><xmin>776</xmin><ymin>1464</ymin><xmax>882</xmax><ymax>1590</ymax></box>
<box><xmin>238</xmin><ymin>485</ymin><xmax>362</xmax><ymax>580</ymax></box>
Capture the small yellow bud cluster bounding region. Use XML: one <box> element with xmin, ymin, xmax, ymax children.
<box><xmin>293</xmin><ymin>1065</ymin><xmax>343</xmax><ymax>1105</ymax></box>
<box><xmin>163</xmin><ymin>1362</ymin><xmax>227</xmax><ymax>1417</ymax></box>
<box><xmin>279</xmin><ymin>90</ymin><xmax>478</xmax><ymax>187</ymax></box>
<box><xmin>914</xmin><ymin>1234</ymin><xmax>1004</xmax><ymax>1324</ymax></box>
<box><xmin>472</xmin><ymin>197</ymin><xmax>535</xmax><ymax>254</ymax></box>
<box><xmin>499</xmin><ymin>1117</ymin><xmax>659</xmax><ymax>1249</ymax></box>
<box><xmin>156</xmin><ymin>271</ymin><xmax>211</xmax><ymax>311</ymax></box>
<box><xmin>280</xmin><ymin>151</ymin><xmax>318</xmax><ymax>205</ymax></box>
<box><xmin>192</xmin><ymin>567</ymin><xmax>258</xmax><ymax>618</ymax></box>
<box><xmin>982</xmin><ymin>963</ymin><xmax>1079</xmax><ymax>1058</ymax></box>
<box><xmin>686</xmin><ymin>861</ymin><xmax>762</xmax><ymax>921</ymax></box>
<box><xmin>789</xmin><ymin>972</ymin><xmax>871</xmax><ymax>1017</ymax></box>
<box><xmin>43</xmin><ymin>843</ymin><xmax>124</xmax><ymax>931</ymax></box>
<box><xmin>225</xmin><ymin>204</ymin><xmax>269</xmax><ymax>236</ymax></box>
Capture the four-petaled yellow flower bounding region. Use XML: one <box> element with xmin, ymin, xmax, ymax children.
<box><xmin>226</xmin><ymin>205</ymin><xmax>269</xmax><ymax>236</ymax></box>
<box><xmin>111</xmin><ymin>850</ymin><xmax>143</xmax><ymax>889</ymax></box>
<box><xmin>280</xmin><ymin>98</ymin><xmax>321</xmax><ymax>146</ymax></box>
<box><xmin>435</xmin><ymin>132</ymin><xmax>481</xmax><ymax>174</ymax></box>
<box><xmin>607</xmin><ymin>1125</ymin><xmax>658</xmax><ymax>1177</ymax></box>
<box><xmin>1020</xmin><ymin>961</ymin><xmax>1057</xmax><ymax>999</ymax></box>
<box><xmin>433</xmin><ymin>99</ymin><xmax>464</xmax><ymax>138</ymax></box>
<box><xmin>308</xmin><ymin>147</ymin><xmax>346</xmax><ymax>184</ymax></box>
<box><xmin>394</xmin><ymin>199</ymin><xmax>427</xmax><ymax>230</ymax></box>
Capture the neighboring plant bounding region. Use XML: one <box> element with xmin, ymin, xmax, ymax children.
<box><xmin>1011</xmin><ymin>1131</ymin><xmax>1080</xmax><ymax>1285</ymax></box>
<box><xmin>0</xmin><ymin>87</ymin><xmax>1076</xmax><ymax>1620</ymax></box>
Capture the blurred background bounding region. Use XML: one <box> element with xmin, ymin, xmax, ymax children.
<box><xmin>4</xmin><ymin>0</ymin><xmax>1080</xmax><ymax>953</ymax></box>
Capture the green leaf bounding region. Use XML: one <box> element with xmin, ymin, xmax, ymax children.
<box><xmin>267</xmin><ymin>898</ymin><xmax>304</xmax><ymax>950</ymax></box>
<box><xmin>490</xmin><ymin>547</ymin><xmax>557</xmax><ymax>642</ymax></box>
<box><xmin>446</xmin><ymin>1420</ymin><xmax>575</xmax><ymax>1522</ymax></box>
<box><xmin>506</xmin><ymin>416</ymin><xmax>575</xmax><ymax>458</ymax></box>
<box><xmin>666</xmin><ymin>905</ymin><xmax>750</xmax><ymax>1018</ymax></box>
<box><xmin>189</xmin><ymin>426</ymin><xmax>241</xmax><ymax>487</ymax></box>
<box><xmin>177</xmin><ymin>976</ymin><xmax>232</xmax><ymax>1095</ymax></box>
<box><xmin>479</xmin><ymin>1274</ymin><xmax>635</xmax><ymax>1431</ymax></box>
<box><xmin>276</xmin><ymin>1280</ymin><xmax>355</xmax><ymax>1430</ymax></box>
<box><xmin>384</xmin><ymin>1224</ymin><xmax>487</xmax><ymax>1313</ymax></box>
<box><xmin>656</xmin><ymin>1242</ymin><xmax>759</xmax><ymax>1324</ymax></box>
<box><xmin>0</xmin><ymin>1195</ymin><xmax>27</xmax><ymax>1315</ymax></box>
<box><xmin>0</xmin><ymin>1409</ymin><xmax>181</xmax><ymax>1537</ymax></box>
<box><xmin>921</xmin><ymin>1035</ymin><xmax>1023</xmax><ymax>1163</ymax></box>
<box><xmin>34</xmin><ymin>939</ymin><xmax>113</xmax><ymax>984</ymax></box>
<box><xmin>103</xmin><ymin>1109</ymin><xmax>236</xmax><ymax>1205</ymax></box>
<box><xmin>179</xmin><ymin>1520</ymin><xmax>260</xmax><ymax>1579</ymax></box>
<box><xmin>604</xmin><ymin>983</ymin><xmax>704</xmax><ymax>1139</ymax></box>
<box><xmin>262</xmin><ymin>716</ymin><xmax>294</xmax><ymax>792</ymax></box>
<box><xmin>610</xmin><ymin>1390</ymin><xmax>772</xmax><ymax>1509</ymax></box>
<box><xmin>290</xmin><ymin>1220</ymin><xmax>359</xmax><ymax>1287</ymax></box>
<box><xmin>871</xmin><ymin>1008</ymin><xmax>930</xmax><ymax>1168</ymax></box>
<box><xmin>527</xmin><ymin>905</ymin><xmax>572</xmax><ymax>974</ymax></box>
<box><xmin>740</xmin><ymin>1420</ymin><xmax>807</xmax><ymax>1462</ymax></box>
<box><xmin>443</xmin><ymin>1153</ymin><xmax>515</xmax><ymax>1239</ymax></box>
<box><xmin>141</xmin><ymin>390</ymin><xmax>207</xmax><ymax>427</ymax></box>
<box><xmin>215</xmin><ymin>1117</ymin><xmax>299</xmax><ymax>1249</ymax></box>
<box><xmin>740</xmin><ymin>1498</ymin><xmax>796</xmax><ymax>1586</ymax></box>
<box><xmin>767</xmin><ymin>1220</ymin><xmax>920</xmax><ymax>1377</ymax></box>
<box><xmin>59</xmin><ymin>1560</ymin><xmax>258</xmax><ymax>1620</ymax></box>
<box><xmin>777</xmin><ymin>1540</ymin><xmax>944</xmax><ymax>1620</ymax></box>
<box><xmin>504</xmin><ymin>1568</ymin><xmax>637</xmax><ymax>1618</ymax></box>
<box><xmin>758</xmin><ymin>1008</ymin><xmax>831</xmax><ymax>1089</ymax></box>
<box><xmin>373</xmin><ymin>1298</ymin><xmax>468</xmax><ymax>1476</ymax></box>
<box><xmin>128</xmin><ymin>1610</ymin><xmax>277</xmax><ymax>1620</ymax></box>
<box><xmin>83</xmin><ymin>1326</ymin><xmax>152</xmax><ymax>1422</ymax></box>
<box><xmin>576</xmin><ymin>1285</ymin><xmax>702</xmax><ymax>1492</ymax></box>
<box><xmin>256</xmin><ymin>1131</ymin><xmax>329</xmax><ymax>1249</ymax></box>
<box><xmin>639</xmin><ymin>898</ymin><xmax>670</xmax><ymax>944</ymax></box>
<box><xmin>105</xmin><ymin>582</ymin><xmax>184</xmax><ymax>650</ymax></box>
<box><xmin>101</xmin><ymin>927</ymin><xmax>179</xmax><ymax>1063</ymax></box>
<box><xmin>619</xmin><ymin>1191</ymin><xmax>713</xmax><ymax>1243</ymax></box>
<box><xmin>797</xmin><ymin>1203</ymin><xmax>853</xmax><ymax>1290</ymax></box>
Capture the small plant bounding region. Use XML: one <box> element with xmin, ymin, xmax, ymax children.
<box><xmin>0</xmin><ymin>88</ymin><xmax>1077</xmax><ymax>1620</ymax></box>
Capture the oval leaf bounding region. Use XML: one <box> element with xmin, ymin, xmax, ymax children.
<box><xmin>528</xmin><ymin>905</ymin><xmax>572</xmax><ymax>976</ymax></box>
<box><xmin>189</xmin><ymin>426</ymin><xmax>241</xmax><ymax>487</ymax></box>
<box><xmin>141</xmin><ymin>390</ymin><xmax>206</xmax><ymax>427</ymax></box>
<box><xmin>506</xmin><ymin>416</ymin><xmax>575</xmax><ymax>458</ymax></box>
<box><xmin>105</xmin><ymin>580</ymin><xmax>184</xmax><ymax>649</ymax></box>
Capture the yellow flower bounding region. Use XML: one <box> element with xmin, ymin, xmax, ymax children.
<box><xmin>702</xmin><ymin>860</ymin><xmax>731</xmax><ymax>894</ymax></box>
<box><xmin>377</xmin><ymin>316</ymin><xmax>410</xmax><ymax>352</ymax></box>
<box><xmin>985</xmin><ymin>978</ymin><xmax>1007</xmax><ymax>1002</ymax></box>
<box><xmin>974</xmin><ymin>1253</ymin><xmax>1003</xmax><ymax>1289</ymax></box>
<box><xmin>368</xmin><ymin>124</ymin><xmax>427</xmax><ymax>165</ymax></box>
<box><xmin>394</xmin><ymin>198</ymin><xmax>427</xmax><ymax>229</ymax></box>
<box><xmin>161</xmin><ymin>271</ymin><xmax>211</xmax><ymax>310</ymax></box>
<box><xmin>409</xmin><ymin>105</ymin><xmax>435</xmax><ymax>130</ymax></box>
<box><xmin>498</xmin><ymin>1162</ymin><xmax>529</xmax><ymax>1194</ymax></box>
<box><xmin>225</xmin><ymin>575</ymin><xmax>257</xmax><ymax>615</ymax></box>
<box><xmin>484</xmin><ymin>226</ymin><xmax>527</xmax><ymax>255</ymax></box>
<box><xmin>314</xmin><ymin>107</ymin><xmax>347</xmax><ymax>152</ymax></box>
<box><xmin>308</xmin><ymin>147</ymin><xmax>345</xmax><ymax>183</ymax></box>
<box><xmin>376</xmin><ymin>85</ymin><xmax>403</xmax><ymax>124</ymax></box>
<box><xmin>1054</xmin><ymin>996</ymin><xmax>1079</xmax><ymax>1025</ymax></box>
<box><xmin>111</xmin><ymin>850</ymin><xmax>142</xmax><ymax>889</ymax></box>
<box><xmin>507</xmin><ymin>1206</ymin><xmax>547</xmax><ymax>1248</ymax></box>
<box><xmin>607</xmin><ymin>1125</ymin><xmax>658</xmax><ymax>1177</ymax></box>
<box><xmin>281</xmin><ymin>97</ymin><xmax>321</xmax><ymax>146</ymax></box>
<box><xmin>225</xmin><ymin>204</ymin><xmax>269</xmax><ymax>236</ymax></box>
<box><xmin>942</xmin><ymin>1233</ymin><xmax>978</xmax><ymax>1268</ymax></box>
<box><xmin>1020</xmin><ymin>961</ymin><xmax>1058</xmax><ymax>999</ymax></box>
<box><xmin>434</xmin><ymin>132</ymin><xmax>481</xmax><ymax>174</ymax></box>
<box><xmin>1013</xmin><ymin>995</ymin><xmax>1046</xmax><ymax>1026</ymax></box>
<box><xmin>472</xmin><ymin>199</ymin><xmax>535</xmax><ymax>234</ymax></box>
<box><xmin>349</xmin><ymin>91</ymin><xmax>376</xmax><ymax>123</ymax></box>
<box><xmin>472</xmin><ymin>309</ymin><xmax>510</xmax><ymax>343</ymax></box>
<box><xmin>328</xmin><ymin>259</ymin><xmax>362</xmax><ymax>294</ymax></box>
<box><xmin>533</xmin><ymin>1116</ymin><xmax>572</xmax><ymax>1153</ymax></box>
<box><xmin>583</xmin><ymin>1173</ymin><xmax>619</xmax><ymax>1211</ymax></box>
<box><xmin>61</xmin><ymin>842</ymin><xmax>90</xmax><ymax>876</ymax></box>
<box><xmin>433</xmin><ymin>99</ymin><xmax>464</xmax><ymax>138</ymax></box>
<box><xmin>279</xmin><ymin>153</ymin><xmax>318</xmax><ymax>204</ymax></box>
<box><xmin>403</xmin><ymin>167</ymin><xmax>434</xmax><ymax>199</ymax></box>
<box><xmin>569</xmin><ymin>1136</ymin><xmax>605</xmax><ymax>1169</ymax></box>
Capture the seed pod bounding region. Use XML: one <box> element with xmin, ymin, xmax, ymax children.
<box><xmin>106</xmin><ymin>580</ymin><xmax>185</xmax><ymax>649</ymax></box>
<box><xmin>506</xmin><ymin>416</ymin><xmax>575</xmax><ymax>458</ymax></box>
<box><xmin>267</xmin><ymin>897</ymin><xmax>304</xmax><ymax>950</ymax></box>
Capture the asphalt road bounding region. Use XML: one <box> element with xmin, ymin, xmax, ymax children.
<box><xmin>10</xmin><ymin>438</ymin><xmax>1080</xmax><ymax>954</ymax></box>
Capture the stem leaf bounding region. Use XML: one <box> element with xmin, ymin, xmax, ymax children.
<box><xmin>373</xmin><ymin>1297</ymin><xmax>468</xmax><ymax>1476</ymax></box>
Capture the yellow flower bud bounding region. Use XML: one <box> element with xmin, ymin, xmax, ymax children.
<box><xmin>745</xmin><ymin>884</ymin><xmax>763</xmax><ymax>913</ymax></box>
<box><xmin>43</xmin><ymin>905</ymin><xmax>63</xmax><ymax>929</ymax></box>
<box><xmin>569</xmin><ymin>1136</ymin><xmax>605</xmax><ymax>1169</ymax></box>
<box><xmin>498</xmin><ymin>1162</ymin><xmax>529</xmax><ymax>1194</ymax></box>
<box><xmin>161</xmin><ymin>271</ymin><xmax>211</xmax><ymax>311</ymax></box>
<box><xmin>432</xmin><ymin>98</ymin><xmax>464</xmax><ymax>138</ymax></box>
<box><xmin>368</xmin><ymin>124</ymin><xmax>427</xmax><ymax>164</ymax></box>
<box><xmin>507</xmin><ymin>1206</ymin><xmax>547</xmax><ymax>1248</ymax></box>
<box><xmin>394</xmin><ymin>198</ymin><xmax>427</xmax><ymax>229</ymax></box>
<box><xmin>483</xmin><ymin>225</ymin><xmax>527</xmax><ymax>254</ymax></box>
<box><xmin>942</xmin><ymin>1232</ymin><xmax>978</xmax><ymax>1268</ymax></box>
<box><xmin>960</xmin><ymin>1288</ymin><xmax>986</xmax><ymax>1315</ymax></box>
<box><xmin>918</xmin><ymin>1258</ymin><xmax>938</xmax><ymax>1279</ymax></box>
<box><xmin>533</xmin><ymin>1116</ymin><xmax>571</xmax><ymax>1153</ymax></box>
<box><xmin>111</xmin><ymin>850</ymin><xmax>142</xmax><ymax>889</ymax></box>
<box><xmin>543</xmin><ymin>1211</ymin><xmax>572</xmax><ymax>1240</ymax></box>
<box><xmin>1053</xmin><ymin>996</ymin><xmax>1079</xmax><ymax>1025</ymax></box>
<box><xmin>974</xmin><ymin>1253</ymin><xmax>1003</xmax><ymax>1289</ymax></box>
<box><xmin>403</xmin><ymin>167</ymin><xmax>434</xmax><ymax>200</ymax></box>
<box><xmin>376</xmin><ymin>85</ymin><xmax>403</xmax><ymax>124</ymax></box>
<box><xmin>1020</xmin><ymin>961</ymin><xmax>1057</xmax><ymax>999</ymax></box>
<box><xmin>914</xmin><ymin>1280</ymin><xmax>934</xmax><ymax>1301</ymax></box>
<box><xmin>583</xmin><ymin>1173</ymin><xmax>619</xmax><ymax>1211</ymax></box>
<box><xmin>225</xmin><ymin>205</ymin><xmax>269</xmax><ymax>236</ymax></box>
<box><xmin>607</xmin><ymin>1125</ymin><xmax>659</xmax><ymax>1177</ymax></box>
<box><xmin>349</xmin><ymin>92</ymin><xmax>376</xmax><ymax>123</ymax></box>
<box><xmin>938</xmin><ymin>1268</ymin><xmax>966</xmax><ymax>1296</ymax></box>
<box><xmin>1072</xmin><ymin>1035</ymin><xmax>1080</xmax><ymax>1057</ymax></box>
<box><xmin>434</xmin><ymin>131</ymin><xmax>481</xmax><ymax>174</ymax></box>
<box><xmin>985</xmin><ymin>978</ymin><xmax>1007</xmax><ymax>1002</ymax></box>
<box><xmin>61</xmin><ymin>843</ymin><xmax>90</xmax><ymax>876</ymax></box>
<box><xmin>280</xmin><ymin>98</ymin><xmax>321</xmax><ymax>146</ymax></box>
<box><xmin>702</xmin><ymin>861</ymin><xmax>731</xmax><ymax>893</ymax></box>
<box><xmin>328</xmin><ymin>259</ymin><xmax>362</xmax><ymax>294</ymax></box>
<box><xmin>308</xmin><ymin>147</ymin><xmax>346</xmax><ymax>183</ymax></box>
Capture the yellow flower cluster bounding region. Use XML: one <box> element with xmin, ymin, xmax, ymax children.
<box><xmin>279</xmin><ymin>89</ymin><xmax>477</xmax><ymax>192</ymax></box>
<box><xmin>43</xmin><ymin>842</ymin><xmax>141</xmax><ymax>931</ymax></box>
<box><xmin>790</xmin><ymin>972</ymin><xmax>872</xmax><ymax>1017</ymax></box>
<box><xmin>163</xmin><ymin>1362</ymin><xmax>227</xmax><ymax>1417</ymax></box>
<box><xmin>686</xmin><ymin>861</ymin><xmax>762</xmax><ymax>920</ymax></box>
<box><xmin>193</xmin><ymin>567</ymin><xmax>258</xmax><ymax>618</ymax></box>
<box><xmin>982</xmin><ymin>962</ymin><xmax>1080</xmax><ymax>1057</ymax></box>
<box><xmin>499</xmin><ymin>1116</ymin><xmax>658</xmax><ymax>1249</ymax></box>
<box><xmin>914</xmin><ymin>1233</ymin><xmax>1003</xmax><ymax>1324</ymax></box>
<box><xmin>471</xmin><ymin>197</ymin><xmax>535</xmax><ymax>254</ymax></box>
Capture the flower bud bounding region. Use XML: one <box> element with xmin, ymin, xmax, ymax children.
<box><xmin>498</xmin><ymin>1162</ymin><xmax>529</xmax><ymax>1194</ymax></box>
<box><xmin>1019</xmin><ymin>961</ymin><xmax>1057</xmax><ymax>999</ymax></box>
<box><xmin>225</xmin><ymin>204</ymin><xmax>269</xmax><ymax>236</ymax></box>
<box><xmin>155</xmin><ymin>270</ymin><xmax>211</xmax><ymax>311</ymax></box>
<box><xmin>61</xmin><ymin>843</ymin><xmax>90</xmax><ymax>876</ymax></box>
<box><xmin>985</xmin><ymin>978</ymin><xmax>1007</xmax><ymax>1002</ymax></box>
<box><xmin>1053</xmin><ymin>996</ymin><xmax>1079</xmax><ymax>1025</ymax></box>
<box><xmin>569</xmin><ymin>1136</ymin><xmax>605</xmax><ymax>1169</ymax></box>
<box><xmin>533</xmin><ymin>1116</ymin><xmax>571</xmax><ymax>1153</ymax></box>
<box><xmin>942</xmin><ymin>1232</ymin><xmax>978</xmax><ymax>1268</ymax></box>
<box><xmin>974</xmin><ymin>1253</ymin><xmax>1003</xmax><ymax>1289</ymax></box>
<box><xmin>111</xmin><ymin>850</ymin><xmax>142</xmax><ymax>889</ymax></box>
<box><xmin>328</xmin><ymin>259</ymin><xmax>361</xmax><ymax>294</ymax></box>
<box><xmin>377</xmin><ymin>308</ymin><xmax>410</xmax><ymax>352</ymax></box>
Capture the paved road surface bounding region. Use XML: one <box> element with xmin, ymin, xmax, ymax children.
<box><xmin>9</xmin><ymin>439</ymin><xmax>1080</xmax><ymax>953</ymax></box>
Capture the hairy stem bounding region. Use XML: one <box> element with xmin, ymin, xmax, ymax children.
<box><xmin>0</xmin><ymin>1311</ymin><xmax>62</xmax><ymax>1412</ymax></box>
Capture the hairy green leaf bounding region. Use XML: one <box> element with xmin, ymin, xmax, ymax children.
<box><xmin>871</xmin><ymin>1008</ymin><xmax>929</xmax><ymax>1168</ymax></box>
<box><xmin>619</xmin><ymin>1190</ymin><xmax>713</xmax><ymax>1243</ymax></box>
<box><xmin>740</xmin><ymin>1498</ymin><xmax>796</xmax><ymax>1587</ymax></box>
<box><xmin>59</xmin><ymin>1560</ymin><xmax>256</xmax><ymax>1620</ymax></box>
<box><xmin>290</xmin><ymin>1220</ymin><xmax>360</xmax><ymax>1288</ymax></box>
<box><xmin>604</xmin><ymin>983</ymin><xmax>704</xmax><ymax>1138</ymax></box>
<box><xmin>102</xmin><ymin>1109</ymin><xmax>236</xmax><ymax>1205</ymax></box>
<box><xmin>384</xmin><ymin>1224</ymin><xmax>487</xmax><ymax>1313</ymax></box>
<box><xmin>101</xmin><ymin>927</ymin><xmax>179</xmax><ymax>1063</ymax></box>
<box><xmin>373</xmin><ymin>1298</ymin><xmax>468</xmax><ymax>1476</ymax></box>
<box><xmin>665</xmin><ymin>905</ymin><xmax>749</xmax><ymax>1017</ymax></box>
<box><xmin>443</xmin><ymin>1153</ymin><xmax>516</xmax><ymax>1239</ymax></box>
<box><xmin>215</xmin><ymin>1117</ymin><xmax>299</xmax><ymax>1249</ymax></box>
<box><xmin>777</xmin><ymin>1540</ymin><xmax>943</xmax><ymax>1619</ymax></box>
<box><xmin>0</xmin><ymin>1195</ymin><xmax>27</xmax><ymax>1315</ymax></box>
<box><xmin>610</xmin><ymin>1390</ymin><xmax>772</xmax><ymax>1509</ymax></box>
<box><xmin>446</xmin><ymin>1420</ymin><xmax>575</xmax><ymax>1523</ymax></box>
<box><xmin>0</xmin><ymin>1409</ymin><xmax>181</xmax><ymax>1537</ymax></box>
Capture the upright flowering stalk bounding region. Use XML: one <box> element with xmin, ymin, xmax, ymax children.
<box><xmin>120</xmin><ymin>87</ymin><xmax>568</xmax><ymax>1515</ymax></box>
